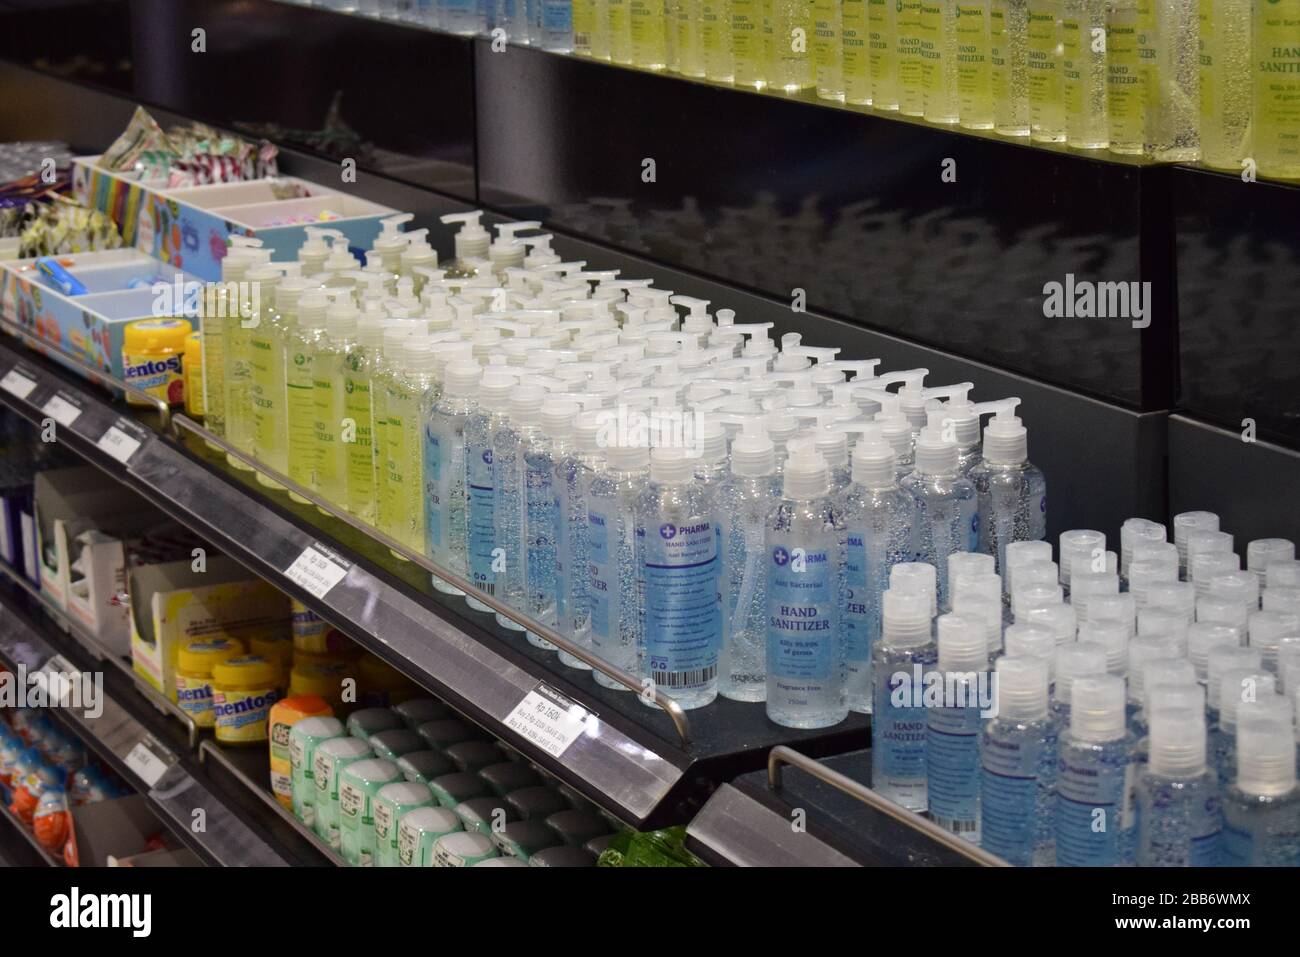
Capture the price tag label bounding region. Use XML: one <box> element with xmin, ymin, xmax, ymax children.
<box><xmin>97</xmin><ymin>424</ymin><xmax>142</xmax><ymax>464</ymax></box>
<box><xmin>40</xmin><ymin>655</ymin><xmax>80</xmax><ymax>707</ymax></box>
<box><xmin>0</xmin><ymin>367</ymin><xmax>37</xmax><ymax>399</ymax></box>
<box><xmin>125</xmin><ymin>738</ymin><xmax>171</xmax><ymax>788</ymax></box>
<box><xmin>42</xmin><ymin>394</ymin><xmax>81</xmax><ymax>427</ymax></box>
<box><xmin>503</xmin><ymin>683</ymin><xmax>594</xmax><ymax>758</ymax></box>
<box><xmin>284</xmin><ymin>544</ymin><xmax>349</xmax><ymax>599</ymax></box>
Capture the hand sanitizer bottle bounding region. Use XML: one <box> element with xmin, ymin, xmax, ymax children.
<box><xmin>636</xmin><ymin>447</ymin><xmax>722</xmax><ymax>710</ymax></box>
<box><xmin>587</xmin><ymin>442</ymin><xmax>649</xmax><ymax>689</ymax></box>
<box><xmin>285</xmin><ymin>292</ymin><xmax>332</xmax><ymax>503</ymax></box>
<box><xmin>765</xmin><ymin>453</ymin><xmax>844</xmax><ymax>728</ymax></box>
<box><xmin>837</xmin><ymin>430</ymin><xmax>913</xmax><ymax>713</ymax></box>
<box><xmin>462</xmin><ymin>372</ymin><xmax>513</xmax><ymax>611</ymax></box>
<box><xmin>424</xmin><ymin>360</ymin><xmax>480</xmax><ymax>595</ymax></box>
<box><xmin>492</xmin><ymin>383</ymin><xmax>548</xmax><ymax>635</ymax></box>
<box><xmin>980</xmin><ymin>655</ymin><xmax>1058</xmax><ymax>866</ymax></box>
<box><xmin>872</xmin><ymin>590</ymin><xmax>937</xmax><ymax>811</ymax></box>
<box><xmin>246</xmin><ymin>263</ymin><xmax>293</xmax><ymax>490</ymax></box>
<box><xmin>969</xmin><ymin>400</ymin><xmax>1046</xmax><ymax>578</ymax></box>
<box><xmin>902</xmin><ymin>411</ymin><xmax>978</xmax><ymax>609</ymax></box>
<box><xmin>532</xmin><ymin>398</ymin><xmax>579</xmax><ymax>653</ymax></box>
<box><xmin>439</xmin><ymin>212</ymin><xmax>491</xmax><ymax>279</ymax></box>
<box><xmin>311</xmin><ymin>294</ymin><xmax>360</xmax><ymax>512</ymax></box>
<box><xmin>927</xmin><ymin>613</ymin><xmax>991</xmax><ymax>841</ymax></box>
<box><xmin>1220</xmin><ymin>713</ymin><xmax>1300</xmax><ymax>867</ymax></box>
<box><xmin>1212</xmin><ymin>669</ymin><xmax>1277</xmax><ymax>790</ymax></box>
<box><xmin>1055</xmin><ymin>674</ymin><xmax>1138</xmax><ymax>865</ymax></box>
<box><xmin>554</xmin><ymin>409</ymin><xmax>605</xmax><ymax>669</ymax></box>
<box><xmin>717</xmin><ymin>422</ymin><xmax>781</xmax><ymax>702</ymax></box>
<box><xmin>1137</xmin><ymin>708</ymin><xmax>1221</xmax><ymax>866</ymax></box>
<box><xmin>342</xmin><ymin>308</ymin><xmax>386</xmax><ymax>525</ymax></box>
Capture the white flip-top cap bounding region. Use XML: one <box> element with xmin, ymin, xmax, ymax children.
<box><xmin>1146</xmin><ymin>580</ymin><xmax>1196</xmax><ymax>624</ymax></box>
<box><xmin>1088</xmin><ymin>593</ymin><xmax>1136</xmax><ymax>638</ymax></box>
<box><xmin>1208</xmin><ymin>569</ymin><xmax>1260</xmax><ymax>612</ymax></box>
<box><xmin>1187</xmin><ymin>529</ymin><xmax>1234</xmax><ymax>575</ymax></box>
<box><xmin>1237</xmin><ymin>714</ymin><xmax>1299</xmax><ymax>796</ymax></box>
<box><xmin>1198</xmin><ymin>594</ymin><xmax>1248</xmax><ymax>634</ymax></box>
<box><xmin>1219</xmin><ymin>670</ymin><xmax>1277</xmax><ymax>731</ymax></box>
<box><xmin>1186</xmin><ymin>622</ymin><xmax>1242</xmax><ymax>679</ymax></box>
<box><xmin>937</xmin><ymin>614</ymin><xmax>988</xmax><ymax>673</ymax></box>
<box><xmin>1248</xmin><ymin>538</ymin><xmax>1295</xmax><ymax>585</ymax></box>
<box><xmin>1069</xmin><ymin>567</ymin><xmax>1119</xmax><ymax>624</ymax></box>
<box><xmin>952</xmin><ymin>594</ymin><xmax>1002</xmax><ymax>656</ymax></box>
<box><xmin>1264</xmin><ymin>586</ymin><xmax>1300</xmax><ymax>616</ymax></box>
<box><xmin>782</xmin><ymin>452</ymin><xmax>830</xmax><ymax>499</ymax></box>
<box><xmin>1013</xmin><ymin>583</ymin><xmax>1063</xmax><ymax>620</ymax></box>
<box><xmin>1121</xmin><ymin>518</ymin><xmax>1167</xmax><ymax>575</ymax></box>
<box><xmin>1126</xmin><ymin>633</ymin><xmax>1183</xmax><ymax>698</ymax></box>
<box><xmin>1268</xmin><ymin>560</ymin><xmax>1300</xmax><ymax>590</ymax></box>
<box><xmin>442</xmin><ymin>360</ymin><xmax>481</xmax><ymax>397</ymax></box>
<box><xmin>1173</xmin><ymin>511</ymin><xmax>1220</xmax><ymax>568</ymax></box>
<box><xmin>1148</xmin><ymin>709</ymin><xmax>1208</xmax><ymax>777</ymax></box>
<box><xmin>1004</xmin><ymin>623</ymin><xmax>1057</xmax><ymax>670</ymax></box>
<box><xmin>891</xmin><ymin>563</ymin><xmax>938</xmax><ymax>618</ymax></box>
<box><xmin>1070</xmin><ymin>675</ymin><xmax>1127</xmax><ymax>742</ymax></box>
<box><xmin>1078</xmin><ymin>619</ymin><xmax>1130</xmax><ymax>675</ymax></box>
<box><xmin>995</xmin><ymin>656</ymin><xmax>1049</xmax><ymax>721</ymax></box>
<box><xmin>1138</xmin><ymin>606</ymin><xmax>1190</xmax><ymax>652</ymax></box>
<box><xmin>1004</xmin><ymin>540</ymin><xmax>1052</xmax><ymax>593</ymax></box>
<box><xmin>1207</xmin><ymin>645</ymin><xmax>1263</xmax><ymax>710</ymax></box>
<box><xmin>1128</xmin><ymin>559</ymin><xmax>1179</xmax><ymax>606</ymax></box>
<box><xmin>953</xmin><ymin>571</ymin><xmax>1001</xmax><ymax>609</ymax></box>
<box><xmin>1059</xmin><ymin>529</ymin><xmax>1105</xmax><ymax>586</ymax></box>
<box><xmin>1138</xmin><ymin>658</ymin><xmax>1196</xmax><ymax>707</ymax></box>
<box><xmin>1249</xmin><ymin>610</ymin><xmax>1300</xmax><ymax>665</ymax></box>
<box><xmin>882</xmin><ymin>590</ymin><xmax>932</xmax><ymax>647</ymax></box>
<box><xmin>1023</xmin><ymin>603</ymin><xmax>1077</xmax><ymax>645</ymax></box>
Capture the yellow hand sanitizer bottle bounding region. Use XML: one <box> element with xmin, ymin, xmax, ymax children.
<box><xmin>956</xmin><ymin>1</ymin><xmax>995</xmax><ymax>129</ymax></box>
<box><xmin>221</xmin><ymin>245</ymin><xmax>271</xmax><ymax>470</ymax></box>
<box><xmin>343</xmin><ymin>307</ymin><xmax>387</xmax><ymax>525</ymax></box>
<box><xmin>1062</xmin><ymin>0</ymin><xmax>1108</xmax><ymax>148</ymax></box>
<box><xmin>898</xmin><ymin>0</ymin><xmax>926</xmax><ymax>114</ymax></box>
<box><xmin>869</xmin><ymin>0</ymin><xmax>900</xmax><ymax>110</ymax></box>
<box><xmin>919</xmin><ymin>0</ymin><xmax>961</xmax><ymax>123</ymax></box>
<box><xmin>843</xmin><ymin>0</ymin><xmax>872</xmax><ymax>105</ymax></box>
<box><xmin>285</xmin><ymin>291</ymin><xmax>331</xmax><ymax>503</ymax></box>
<box><xmin>991</xmin><ymin>0</ymin><xmax>1030</xmax><ymax>135</ymax></box>
<box><xmin>732</xmin><ymin>0</ymin><xmax>766</xmax><ymax>86</ymax></box>
<box><xmin>1026</xmin><ymin>0</ymin><xmax>1066</xmax><ymax>142</ymax></box>
<box><xmin>676</xmin><ymin>0</ymin><xmax>706</xmax><ymax>77</ymax></box>
<box><xmin>812</xmin><ymin>0</ymin><xmax>845</xmax><ymax>101</ymax></box>
<box><xmin>609</xmin><ymin>0</ymin><xmax>633</xmax><ymax>62</ymax></box>
<box><xmin>701</xmin><ymin>0</ymin><xmax>734</xmax><ymax>82</ymax></box>
<box><xmin>1253</xmin><ymin>0</ymin><xmax>1300</xmax><ymax>179</ymax></box>
<box><xmin>1105</xmin><ymin>0</ymin><xmax>1144</xmax><ymax>153</ymax></box>
<box><xmin>1144</xmin><ymin>0</ymin><xmax>1201</xmax><ymax>161</ymax></box>
<box><xmin>770</xmin><ymin>0</ymin><xmax>814</xmax><ymax>91</ymax></box>
<box><xmin>630</xmin><ymin>0</ymin><xmax>669</xmax><ymax>69</ymax></box>
<box><xmin>1198</xmin><ymin>0</ymin><xmax>1251</xmax><ymax>171</ymax></box>
<box><xmin>248</xmin><ymin>263</ymin><xmax>301</xmax><ymax>490</ymax></box>
<box><xmin>312</xmin><ymin>294</ymin><xmax>360</xmax><ymax>513</ymax></box>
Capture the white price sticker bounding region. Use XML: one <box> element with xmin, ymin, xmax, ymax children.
<box><xmin>96</xmin><ymin>425</ymin><xmax>141</xmax><ymax>464</ymax></box>
<box><xmin>284</xmin><ymin>545</ymin><xmax>349</xmax><ymax>599</ymax></box>
<box><xmin>125</xmin><ymin>740</ymin><xmax>170</xmax><ymax>788</ymax></box>
<box><xmin>42</xmin><ymin>394</ymin><xmax>81</xmax><ymax>427</ymax></box>
<box><xmin>503</xmin><ymin>684</ymin><xmax>593</xmax><ymax>758</ymax></box>
<box><xmin>0</xmin><ymin>368</ymin><xmax>37</xmax><ymax>399</ymax></box>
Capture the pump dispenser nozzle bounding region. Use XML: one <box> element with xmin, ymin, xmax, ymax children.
<box><xmin>981</xmin><ymin>398</ymin><xmax>1028</xmax><ymax>465</ymax></box>
<box><xmin>440</xmin><ymin>211</ymin><xmax>490</xmax><ymax>262</ymax></box>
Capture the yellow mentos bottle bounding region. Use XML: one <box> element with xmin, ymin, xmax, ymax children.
<box><xmin>222</xmin><ymin>247</ymin><xmax>273</xmax><ymax>470</ymax></box>
<box><xmin>184</xmin><ymin>331</ymin><xmax>204</xmax><ymax>417</ymax></box>
<box><xmin>122</xmin><ymin>317</ymin><xmax>190</xmax><ymax>408</ymax></box>
<box><xmin>343</xmin><ymin>309</ymin><xmax>387</xmax><ymax>525</ymax></box>
<box><xmin>1106</xmin><ymin>0</ymin><xmax>1144</xmax><ymax>152</ymax></box>
<box><xmin>248</xmin><ymin>264</ymin><xmax>302</xmax><ymax>490</ymax></box>
<box><xmin>1198</xmin><ymin>0</ymin><xmax>1251</xmax><ymax>171</ymax></box>
<box><xmin>732</xmin><ymin>0</ymin><xmax>766</xmax><ymax>86</ymax></box>
<box><xmin>991</xmin><ymin>0</ymin><xmax>1030</xmax><ymax>135</ymax></box>
<box><xmin>1145</xmin><ymin>0</ymin><xmax>1200</xmax><ymax>161</ymax></box>
<box><xmin>630</xmin><ymin>0</ymin><xmax>669</xmax><ymax>69</ymax></box>
<box><xmin>609</xmin><ymin>0</ymin><xmax>634</xmax><ymax>62</ymax></box>
<box><xmin>677</xmin><ymin>0</ymin><xmax>705</xmax><ymax>76</ymax></box>
<box><xmin>898</xmin><ymin>0</ymin><xmax>926</xmax><ymax>114</ymax></box>
<box><xmin>1253</xmin><ymin>0</ymin><xmax>1300</xmax><ymax>179</ymax></box>
<box><xmin>1026</xmin><ymin>0</ymin><xmax>1065</xmax><ymax>142</ymax></box>
<box><xmin>1062</xmin><ymin>0</ymin><xmax>1108</xmax><ymax>148</ymax></box>
<box><xmin>204</xmin><ymin>236</ymin><xmax>262</xmax><ymax>454</ymax></box>
<box><xmin>311</xmin><ymin>295</ymin><xmax>359</xmax><ymax>514</ymax></box>
<box><xmin>868</xmin><ymin>0</ymin><xmax>899</xmax><ymax>109</ymax></box>
<box><xmin>954</xmin><ymin>2</ymin><xmax>994</xmax><ymax>128</ymax></box>
<box><xmin>812</xmin><ymin>0</ymin><xmax>844</xmax><ymax>100</ymax></box>
<box><xmin>285</xmin><ymin>291</ymin><xmax>331</xmax><ymax>503</ymax></box>
<box><xmin>770</xmin><ymin>0</ymin><xmax>814</xmax><ymax>91</ymax></box>
<box><xmin>919</xmin><ymin>0</ymin><xmax>960</xmax><ymax>123</ymax></box>
<box><xmin>701</xmin><ymin>0</ymin><xmax>734</xmax><ymax>81</ymax></box>
<box><xmin>843</xmin><ymin>0</ymin><xmax>871</xmax><ymax>104</ymax></box>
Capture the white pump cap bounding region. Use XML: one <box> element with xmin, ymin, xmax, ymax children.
<box><xmin>1070</xmin><ymin>675</ymin><xmax>1127</xmax><ymax>742</ymax></box>
<box><xmin>730</xmin><ymin>419</ymin><xmax>776</xmax><ymax>477</ymax></box>
<box><xmin>995</xmin><ymin>656</ymin><xmax>1049</xmax><ymax>721</ymax></box>
<box><xmin>1173</xmin><ymin>511</ymin><xmax>1220</xmax><ymax>569</ymax></box>
<box><xmin>1148</xmin><ymin>709</ymin><xmax>1208</xmax><ymax>777</ymax></box>
<box><xmin>981</xmin><ymin>399</ymin><xmax>1029</xmax><ymax>465</ymax></box>
<box><xmin>297</xmin><ymin>291</ymin><xmax>331</xmax><ymax>330</ymax></box>
<box><xmin>849</xmin><ymin>430</ymin><xmax>896</xmax><ymax>487</ymax></box>
<box><xmin>882</xmin><ymin>590</ymin><xmax>932</xmax><ymax>647</ymax></box>
<box><xmin>490</xmin><ymin>221</ymin><xmax>541</xmax><ymax>269</ymax></box>
<box><xmin>1186</xmin><ymin>622</ymin><xmax>1242</xmax><ymax>679</ymax></box>
<box><xmin>694</xmin><ymin>419</ymin><xmax>727</xmax><ymax>465</ymax></box>
<box><xmin>606</xmin><ymin>442</ymin><xmax>649</xmax><ymax>471</ymax></box>
<box><xmin>356</xmin><ymin>309</ymin><xmax>387</xmax><ymax>349</ymax></box>
<box><xmin>1078</xmin><ymin>619</ymin><xmax>1131</xmax><ymax>675</ymax></box>
<box><xmin>649</xmin><ymin>447</ymin><xmax>695</xmax><ymax>484</ymax></box>
<box><xmin>442</xmin><ymin>360</ymin><xmax>481</xmax><ymax>397</ymax></box>
<box><xmin>326</xmin><ymin>295</ymin><xmax>360</xmax><ymax>339</ymax></box>
<box><xmin>540</xmin><ymin>398</ymin><xmax>578</xmax><ymax>438</ymax></box>
<box><xmin>477</xmin><ymin>369</ymin><xmax>516</xmax><ymax>413</ymax></box>
<box><xmin>913</xmin><ymin>418</ymin><xmax>959</xmax><ymax>475</ymax></box>
<box><xmin>1247</xmin><ymin>538</ymin><xmax>1295</xmax><ymax>586</ymax></box>
<box><xmin>937</xmin><ymin>614</ymin><xmax>988</xmax><ymax>673</ymax></box>
<box><xmin>374</xmin><ymin>213</ymin><xmax>413</xmax><ymax>250</ymax></box>
<box><xmin>441</xmin><ymin>211</ymin><xmax>491</xmax><ymax>260</ymax></box>
<box><xmin>508</xmin><ymin>383</ymin><xmax>546</xmax><ymax>424</ymax></box>
<box><xmin>782</xmin><ymin>451</ymin><xmax>830</xmax><ymax>500</ymax></box>
<box><xmin>891</xmin><ymin>563</ymin><xmax>938</xmax><ymax>618</ymax></box>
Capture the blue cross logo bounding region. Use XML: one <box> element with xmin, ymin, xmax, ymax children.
<box><xmin>773</xmin><ymin>547</ymin><xmax>789</xmax><ymax>566</ymax></box>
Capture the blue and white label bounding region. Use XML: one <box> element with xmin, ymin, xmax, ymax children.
<box><xmin>766</xmin><ymin>542</ymin><xmax>836</xmax><ymax>684</ymax></box>
<box><xmin>1056</xmin><ymin>753</ymin><xmax>1129</xmax><ymax>867</ymax></box>
<box><xmin>587</xmin><ymin>507</ymin><xmax>616</xmax><ymax>644</ymax></box>
<box><xmin>640</xmin><ymin>518</ymin><xmax>720</xmax><ymax>690</ymax></box>
<box><xmin>466</xmin><ymin>441</ymin><xmax>496</xmax><ymax>594</ymax></box>
<box><xmin>423</xmin><ymin>424</ymin><xmax>448</xmax><ymax>556</ymax></box>
<box><xmin>926</xmin><ymin>703</ymin><xmax>983</xmax><ymax>837</ymax></box>
<box><xmin>842</xmin><ymin>533</ymin><xmax>872</xmax><ymax>662</ymax></box>
<box><xmin>874</xmin><ymin>671</ymin><xmax>929</xmax><ymax>796</ymax></box>
<box><xmin>524</xmin><ymin>462</ymin><xmax>557</xmax><ymax>611</ymax></box>
<box><xmin>980</xmin><ymin>731</ymin><xmax>1052</xmax><ymax>867</ymax></box>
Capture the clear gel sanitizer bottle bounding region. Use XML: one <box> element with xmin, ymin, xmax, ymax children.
<box><xmin>903</xmin><ymin>410</ymin><xmax>978</xmax><ymax>609</ymax></box>
<box><xmin>969</xmin><ymin>400</ymin><xmax>1047</xmax><ymax>578</ymax></box>
<box><xmin>872</xmin><ymin>589</ymin><xmax>937</xmax><ymax>812</ymax></box>
<box><xmin>1136</xmin><ymin>708</ymin><xmax>1222</xmax><ymax>866</ymax></box>
<box><xmin>424</xmin><ymin>360</ymin><xmax>481</xmax><ymax>596</ymax></box>
<box><xmin>927</xmin><ymin>613</ymin><xmax>991</xmax><ymax>842</ymax></box>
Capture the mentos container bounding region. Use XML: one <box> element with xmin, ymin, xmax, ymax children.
<box><xmin>122</xmin><ymin>317</ymin><xmax>192</xmax><ymax>407</ymax></box>
<box><xmin>211</xmin><ymin>656</ymin><xmax>281</xmax><ymax>746</ymax></box>
<box><xmin>175</xmin><ymin>637</ymin><xmax>245</xmax><ymax>727</ymax></box>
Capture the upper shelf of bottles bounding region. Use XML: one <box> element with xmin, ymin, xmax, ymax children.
<box><xmin>286</xmin><ymin>0</ymin><xmax>1299</xmax><ymax>184</ymax></box>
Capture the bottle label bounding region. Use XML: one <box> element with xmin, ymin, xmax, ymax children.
<box><xmin>343</xmin><ymin>368</ymin><xmax>373</xmax><ymax>511</ymax></box>
<box><xmin>1056</xmin><ymin>750</ymin><xmax>1131</xmax><ymax>866</ymax></box>
<box><xmin>587</xmin><ymin>507</ymin><xmax>617</xmax><ymax>642</ymax></box>
<box><xmin>1218</xmin><ymin>818</ymin><xmax>1254</xmax><ymax>867</ymax></box>
<box><xmin>640</xmin><ymin>517</ymin><xmax>720</xmax><ymax>691</ymax></box>
<box><xmin>554</xmin><ymin>474</ymin><xmax>569</xmax><ymax>623</ymax></box>
<box><xmin>524</xmin><ymin>460</ymin><xmax>557</xmax><ymax>611</ymax></box>
<box><xmin>874</xmin><ymin>669</ymin><xmax>930</xmax><ymax>793</ymax></box>
<box><xmin>766</xmin><ymin>541</ymin><xmax>837</xmax><ymax>684</ymax></box>
<box><xmin>467</xmin><ymin>440</ymin><xmax>496</xmax><ymax>594</ymax></box>
<box><xmin>423</xmin><ymin>424</ymin><xmax>449</xmax><ymax>556</ymax></box>
<box><xmin>926</xmin><ymin>703</ymin><xmax>983</xmax><ymax>836</ymax></box>
<box><xmin>842</xmin><ymin>532</ymin><xmax>873</xmax><ymax>662</ymax></box>
<box><xmin>979</xmin><ymin>730</ymin><xmax>1053</xmax><ymax>866</ymax></box>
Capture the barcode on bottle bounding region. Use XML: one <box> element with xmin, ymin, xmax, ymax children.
<box><xmin>651</xmin><ymin>665</ymin><xmax>716</xmax><ymax>689</ymax></box>
<box><xmin>933</xmin><ymin>816</ymin><xmax>978</xmax><ymax>835</ymax></box>
<box><xmin>476</xmin><ymin>583</ymin><xmax>495</xmax><ymax>596</ymax></box>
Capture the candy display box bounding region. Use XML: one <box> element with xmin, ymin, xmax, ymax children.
<box><xmin>0</xmin><ymin>248</ymin><xmax>201</xmax><ymax>384</ymax></box>
<box><xmin>71</xmin><ymin>157</ymin><xmax>398</xmax><ymax>280</ymax></box>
